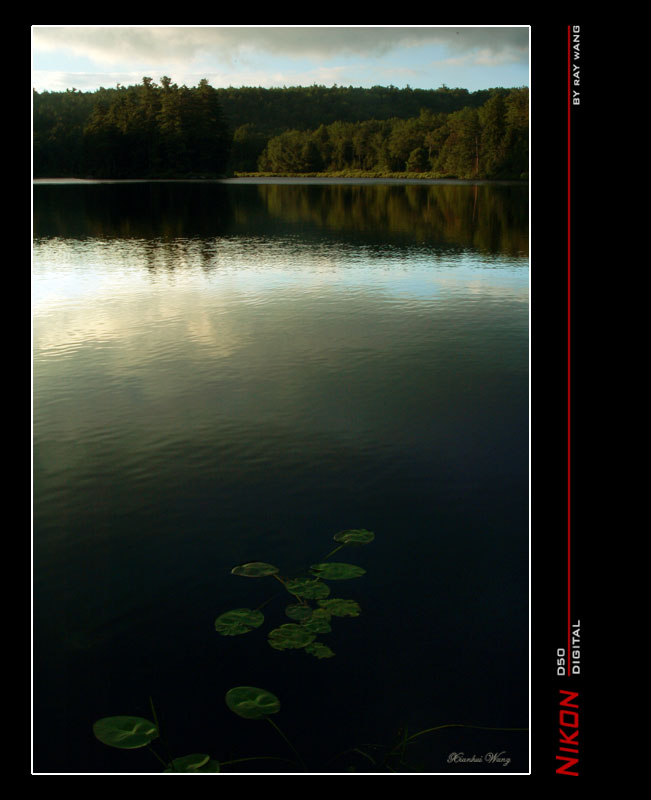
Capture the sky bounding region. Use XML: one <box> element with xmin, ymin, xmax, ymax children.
<box><xmin>31</xmin><ymin>26</ymin><xmax>529</xmax><ymax>94</ymax></box>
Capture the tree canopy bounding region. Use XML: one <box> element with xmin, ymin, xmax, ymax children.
<box><xmin>35</xmin><ymin>78</ymin><xmax>232</xmax><ymax>179</ymax></box>
<box><xmin>33</xmin><ymin>81</ymin><xmax>528</xmax><ymax>180</ymax></box>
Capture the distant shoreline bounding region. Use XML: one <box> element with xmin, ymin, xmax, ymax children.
<box><xmin>225</xmin><ymin>175</ymin><xmax>527</xmax><ymax>186</ymax></box>
<box><xmin>33</xmin><ymin>176</ymin><xmax>527</xmax><ymax>186</ymax></box>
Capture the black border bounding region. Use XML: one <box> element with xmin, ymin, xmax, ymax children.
<box><xmin>530</xmin><ymin>22</ymin><xmax>588</xmax><ymax>780</ymax></box>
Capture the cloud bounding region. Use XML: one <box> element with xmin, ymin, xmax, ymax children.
<box><xmin>473</xmin><ymin>47</ymin><xmax>524</xmax><ymax>66</ymax></box>
<box><xmin>435</xmin><ymin>44</ymin><xmax>525</xmax><ymax>70</ymax></box>
<box><xmin>32</xmin><ymin>70</ymin><xmax>150</xmax><ymax>92</ymax></box>
<box><xmin>32</xmin><ymin>25</ymin><xmax>529</xmax><ymax>67</ymax></box>
<box><xmin>32</xmin><ymin>65</ymin><xmax>364</xmax><ymax>93</ymax></box>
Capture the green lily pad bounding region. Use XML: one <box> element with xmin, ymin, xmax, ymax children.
<box><xmin>268</xmin><ymin>623</ymin><xmax>316</xmax><ymax>650</ymax></box>
<box><xmin>300</xmin><ymin>616</ymin><xmax>332</xmax><ymax>634</ymax></box>
<box><xmin>318</xmin><ymin>598</ymin><xmax>362</xmax><ymax>617</ymax></box>
<box><xmin>285</xmin><ymin>577</ymin><xmax>331</xmax><ymax>599</ymax></box>
<box><xmin>225</xmin><ymin>686</ymin><xmax>281</xmax><ymax>719</ymax></box>
<box><xmin>305</xmin><ymin>642</ymin><xmax>335</xmax><ymax>659</ymax></box>
<box><xmin>333</xmin><ymin>529</ymin><xmax>375</xmax><ymax>545</ymax></box>
<box><xmin>300</xmin><ymin>607</ymin><xmax>332</xmax><ymax>632</ymax></box>
<box><xmin>309</xmin><ymin>562</ymin><xmax>366</xmax><ymax>580</ymax></box>
<box><xmin>231</xmin><ymin>562</ymin><xmax>279</xmax><ymax>578</ymax></box>
<box><xmin>311</xmin><ymin>607</ymin><xmax>332</xmax><ymax>620</ymax></box>
<box><xmin>285</xmin><ymin>604</ymin><xmax>313</xmax><ymax>621</ymax></box>
<box><xmin>215</xmin><ymin>608</ymin><xmax>264</xmax><ymax>636</ymax></box>
<box><xmin>164</xmin><ymin>754</ymin><xmax>221</xmax><ymax>773</ymax></box>
<box><xmin>93</xmin><ymin>716</ymin><xmax>159</xmax><ymax>749</ymax></box>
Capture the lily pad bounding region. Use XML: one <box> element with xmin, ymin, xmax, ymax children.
<box><xmin>164</xmin><ymin>754</ymin><xmax>221</xmax><ymax>773</ymax></box>
<box><xmin>311</xmin><ymin>607</ymin><xmax>332</xmax><ymax>620</ymax></box>
<box><xmin>318</xmin><ymin>598</ymin><xmax>361</xmax><ymax>617</ymax></box>
<box><xmin>285</xmin><ymin>604</ymin><xmax>313</xmax><ymax>621</ymax></box>
<box><xmin>93</xmin><ymin>716</ymin><xmax>159</xmax><ymax>749</ymax></box>
<box><xmin>309</xmin><ymin>562</ymin><xmax>366</xmax><ymax>580</ymax></box>
<box><xmin>215</xmin><ymin>608</ymin><xmax>264</xmax><ymax>636</ymax></box>
<box><xmin>300</xmin><ymin>607</ymin><xmax>332</xmax><ymax>632</ymax></box>
<box><xmin>285</xmin><ymin>577</ymin><xmax>331</xmax><ymax>599</ymax></box>
<box><xmin>268</xmin><ymin>623</ymin><xmax>316</xmax><ymax>650</ymax></box>
<box><xmin>225</xmin><ymin>686</ymin><xmax>281</xmax><ymax>719</ymax></box>
<box><xmin>333</xmin><ymin>529</ymin><xmax>375</xmax><ymax>545</ymax></box>
<box><xmin>231</xmin><ymin>562</ymin><xmax>279</xmax><ymax>578</ymax></box>
<box><xmin>305</xmin><ymin>642</ymin><xmax>335</xmax><ymax>659</ymax></box>
<box><xmin>300</xmin><ymin>616</ymin><xmax>332</xmax><ymax>634</ymax></box>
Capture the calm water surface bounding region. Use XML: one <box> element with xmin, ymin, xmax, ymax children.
<box><xmin>33</xmin><ymin>181</ymin><xmax>529</xmax><ymax>773</ymax></box>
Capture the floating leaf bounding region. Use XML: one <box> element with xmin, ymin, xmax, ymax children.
<box><xmin>285</xmin><ymin>577</ymin><xmax>331</xmax><ymax>599</ymax></box>
<box><xmin>318</xmin><ymin>598</ymin><xmax>362</xmax><ymax>617</ymax></box>
<box><xmin>93</xmin><ymin>716</ymin><xmax>159</xmax><ymax>749</ymax></box>
<box><xmin>268</xmin><ymin>623</ymin><xmax>316</xmax><ymax>650</ymax></box>
<box><xmin>285</xmin><ymin>604</ymin><xmax>313</xmax><ymax>621</ymax></box>
<box><xmin>301</xmin><ymin>606</ymin><xmax>332</xmax><ymax>629</ymax></box>
<box><xmin>215</xmin><ymin>608</ymin><xmax>264</xmax><ymax>636</ymax></box>
<box><xmin>311</xmin><ymin>608</ymin><xmax>332</xmax><ymax>620</ymax></box>
<box><xmin>301</xmin><ymin>616</ymin><xmax>332</xmax><ymax>634</ymax></box>
<box><xmin>333</xmin><ymin>529</ymin><xmax>375</xmax><ymax>545</ymax></box>
<box><xmin>309</xmin><ymin>562</ymin><xmax>366</xmax><ymax>580</ymax></box>
<box><xmin>305</xmin><ymin>642</ymin><xmax>335</xmax><ymax>659</ymax></box>
<box><xmin>231</xmin><ymin>562</ymin><xmax>279</xmax><ymax>578</ymax></box>
<box><xmin>225</xmin><ymin>686</ymin><xmax>281</xmax><ymax>719</ymax></box>
<box><xmin>164</xmin><ymin>754</ymin><xmax>221</xmax><ymax>773</ymax></box>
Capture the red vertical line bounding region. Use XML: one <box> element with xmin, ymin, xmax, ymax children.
<box><xmin>567</xmin><ymin>25</ymin><xmax>572</xmax><ymax>673</ymax></box>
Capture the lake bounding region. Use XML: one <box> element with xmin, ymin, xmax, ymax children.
<box><xmin>33</xmin><ymin>179</ymin><xmax>529</xmax><ymax>773</ymax></box>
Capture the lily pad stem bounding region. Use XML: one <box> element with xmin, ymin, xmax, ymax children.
<box><xmin>255</xmin><ymin>591</ymin><xmax>283</xmax><ymax>611</ymax></box>
<box><xmin>321</xmin><ymin>544</ymin><xmax>345</xmax><ymax>561</ymax></box>
<box><xmin>266</xmin><ymin>717</ymin><xmax>307</xmax><ymax>772</ymax></box>
<box><xmin>147</xmin><ymin>745</ymin><xmax>168</xmax><ymax>768</ymax></box>
<box><xmin>328</xmin><ymin>746</ymin><xmax>377</xmax><ymax>767</ymax></box>
<box><xmin>149</xmin><ymin>696</ymin><xmax>176</xmax><ymax>770</ymax></box>
<box><xmin>389</xmin><ymin>723</ymin><xmax>528</xmax><ymax>755</ymax></box>
<box><xmin>220</xmin><ymin>755</ymin><xmax>301</xmax><ymax>769</ymax></box>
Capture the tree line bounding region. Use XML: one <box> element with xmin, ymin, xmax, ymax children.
<box><xmin>33</xmin><ymin>79</ymin><xmax>528</xmax><ymax>180</ymax></box>
<box><xmin>216</xmin><ymin>83</ymin><xmax>494</xmax><ymax>134</ymax></box>
<box><xmin>34</xmin><ymin>78</ymin><xmax>231</xmax><ymax>179</ymax></box>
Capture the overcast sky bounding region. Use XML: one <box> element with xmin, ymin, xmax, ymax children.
<box><xmin>32</xmin><ymin>26</ymin><xmax>529</xmax><ymax>93</ymax></box>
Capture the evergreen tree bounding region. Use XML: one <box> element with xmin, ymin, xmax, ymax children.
<box><xmin>33</xmin><ymin>80</ymin><xmax>527</xmax><ymax>180</ymax></box>
<box><xmin>479</xmin><ymin>92</ymin><xmax>508</xmax><ymax>177</ymax></box>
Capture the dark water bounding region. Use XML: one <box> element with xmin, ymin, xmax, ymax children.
<box><xmin>33</xmin><ymin>180</ymin><xmax>529</xmax><ymax>774</ymax></box>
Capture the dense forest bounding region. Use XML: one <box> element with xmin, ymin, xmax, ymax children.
<box><xmin>33</xmin><ymin>79</ymin><xmax>528</xmax><ymax>180</ymax></box>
